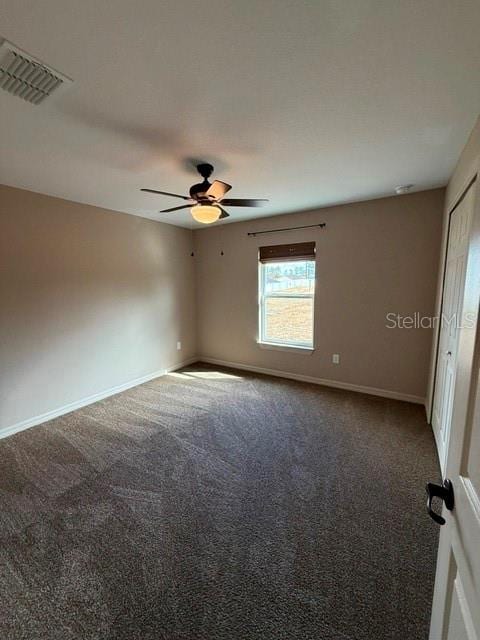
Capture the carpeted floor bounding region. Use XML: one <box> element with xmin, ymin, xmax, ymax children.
<box><xmin>0</xmin><ymin>363</ymin><xmax>440</xmax><ymax>640</ymax></box>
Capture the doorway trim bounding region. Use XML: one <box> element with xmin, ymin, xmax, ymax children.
<box><xmin>429</xmin><ymin>174</ymin><xmax>478</xmax><ymax>449</ymax></box>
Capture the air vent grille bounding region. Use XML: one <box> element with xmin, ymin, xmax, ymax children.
<box><xmin>0</xmin><ymin>39</ymin><xmax>72</xmax><ymax>104</ymax></box>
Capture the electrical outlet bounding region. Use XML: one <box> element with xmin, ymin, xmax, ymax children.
<box><xmin>332</xmin><ymin>354</ymin><xmax>340</xmax><ymax>364</ymax></box>
<box><xmin>176</xmin><ymin>341</ymin><xmax>182</xmax><ymax>351</ymax></box>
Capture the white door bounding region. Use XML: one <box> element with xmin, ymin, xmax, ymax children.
<box><xmin>429</xmin><ymin>177</ymin><xmax>480</xmax><ymax>640</ymax></box>
<box><xmin>432</xmin><ymin>185</ymin><xmax>475</xmax><ymax>471</ymax></box>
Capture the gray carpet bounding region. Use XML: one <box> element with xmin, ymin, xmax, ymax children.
<box><xmin>0</xmin><ymin>363</ymin><xmax>439</xmax><ymax>640</ymax></box>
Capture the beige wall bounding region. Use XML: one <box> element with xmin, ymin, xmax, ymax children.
<box><xmin>0</xmin><ymin>184</ymin><xmax>196</xmax><ymax>432</ymax></box>
<box><xmin>426</xmin><ymin>115</ymin><xmax>480</xmax><ymax>416</ymax></box>
<box><xmin>0</xmin><ymin>181</ymin><xmax>448</xmax><ymax>432</ymax></box>
<box><xmin>194</xmin><ymin>189</ymin><xmax>445</xmax><ymax>400</ymax></box>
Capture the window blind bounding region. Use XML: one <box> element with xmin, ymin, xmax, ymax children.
<box><xmin>259</xmin><ymin>242</ymin><xmax>315</xmax><ymax>263</ymax></box>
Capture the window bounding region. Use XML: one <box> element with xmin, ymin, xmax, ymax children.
<box><xmin>258</xmin><ymin>242</ymin><xmax>315</xmax><ymax>349</ymax></box>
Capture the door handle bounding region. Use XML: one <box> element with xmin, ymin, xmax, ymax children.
<box><xmin>426</xmin><ymin>479</ymin><xmax>454</xmax><ymax>525</ymax></box>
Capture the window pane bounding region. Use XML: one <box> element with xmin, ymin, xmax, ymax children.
<box><xmin>263</xmin><ymin>261</ymin><xmax>315</xmax><ymax>295</ymax></box>
<box><xmin>260</xmin><ymin>260</ymin><xmax>315</xmax><ymax>347</ymax></box>
<box><xmin>263</xmin><ymin>297</ymin><xmax>313</xmax><ymax>345</ymax></box>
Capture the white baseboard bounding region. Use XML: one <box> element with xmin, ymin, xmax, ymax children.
<box><xmin>0</xmin><ymin>357</ymin><xmax>197</xmax><ymax>440</ymax></box>
<box><xmin>198</xmin><ymin>356</ymin><xmax>425</xmax><ymax>405</ymax></box>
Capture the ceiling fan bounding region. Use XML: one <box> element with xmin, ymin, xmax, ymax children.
<box><xmin>141</xmin><ymin>163</ymin><xmax>268</xmax><ymax>224</ymax></box>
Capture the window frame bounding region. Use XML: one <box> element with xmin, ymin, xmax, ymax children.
<box><xmin>258</xmin><ymin>257</ymin><xmax>316</xmax><ymax>351</ymax></box>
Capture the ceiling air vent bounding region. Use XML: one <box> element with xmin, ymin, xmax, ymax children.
<box><xmin>0</xmin><ymin>39</ymin><xmax>72</xmax><ymax>105</ymax></box>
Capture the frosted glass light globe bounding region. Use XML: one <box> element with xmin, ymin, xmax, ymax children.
<box><xmin>191</xmin><ymin>205</ymin><xmax>221</xmax><ymax>224</ymax></box>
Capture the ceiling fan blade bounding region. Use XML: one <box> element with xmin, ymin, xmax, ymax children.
<box><xmin>220</xmin><ymin>198</ymin><xmax>268</xmax><ymax>207</ymax></box>
<box><xmin>218</xmin><ymin>207</ymin><xmax>230</xmax><ymax>219</ymax></box>
<box><xmin>141</xmin><ymin>188</ymin><xmax>190</xmax><ymax>200</ymax></box>
<box><xmin>160</xmin><ymin>204</ymin><xmax>192</xmax><ymax>213</ymax></box>
<box><xmin>205</xmin><ymin>180</ymin><xmax>232</xmax><ymax>201</ymax></box>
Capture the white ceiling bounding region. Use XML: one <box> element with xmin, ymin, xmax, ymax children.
<box><xmin>1</xmin><ymin>0</ymin><xmax>480</xmax><ymax>228</ymax></box>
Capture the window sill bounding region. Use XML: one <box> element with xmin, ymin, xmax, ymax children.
<box><xmin>257</xmin><ymin>341</ymin><xmax>314</xmax><ymax>354</ymax></box>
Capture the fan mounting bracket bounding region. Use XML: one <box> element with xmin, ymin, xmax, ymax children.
<box><xmin>196</xmin><ymin>163</ymin><xmax>214</xmax><ymax>179</ymax></box>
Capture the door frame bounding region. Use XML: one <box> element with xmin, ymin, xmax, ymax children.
<box><xmin>428</xmin><ymin>173</ymin><xmax>478</xmax><ymax>452</ymax></box>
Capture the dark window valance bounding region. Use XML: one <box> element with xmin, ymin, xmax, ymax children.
<box><xmin>259</xmin><ymin>242</ymin><xmax>315</xmax><ymax>263</ymax></box>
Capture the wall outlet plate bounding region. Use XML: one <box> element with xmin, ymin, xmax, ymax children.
<box><xmin>332</xmin><ymin>354</ymin><xmax>340</xmax><ymax>364</ymax></box>
<box><xmin>177</xmin><ymin>341</ymin><xmax>182</xmax><ymax>351</ymax></box>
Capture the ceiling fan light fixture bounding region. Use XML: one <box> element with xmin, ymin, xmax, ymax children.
<box><xmin>191</xmin><ymin>204</ymin><xmax>221</xmax><ymax>224</ymax></box>
<box><xmin>141</xmin><ymin>163</ymin><xmax>268</xmax><ymax>223</ymax></box>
